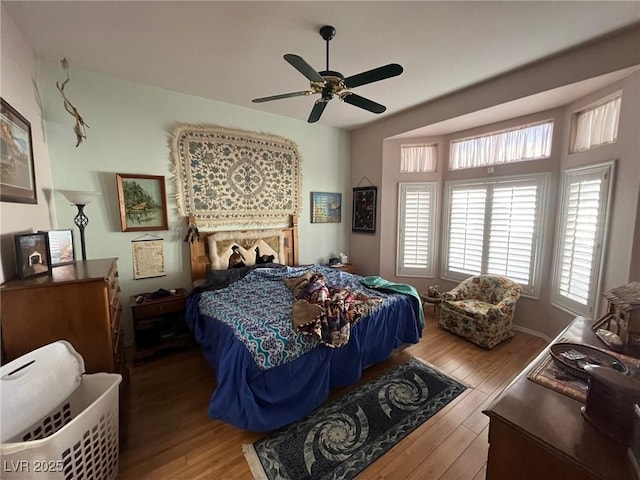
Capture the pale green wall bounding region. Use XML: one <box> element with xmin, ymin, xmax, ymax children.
<box><xmin>36</xmin><ymin>60</ymin><xmax>351</xmax><ymax>344</ymax></box>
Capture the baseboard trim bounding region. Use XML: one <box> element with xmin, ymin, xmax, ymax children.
<box><xmin>513</xmin><ymin>325</ymin><xmax>552</xmax><ymax>343</ymax></box>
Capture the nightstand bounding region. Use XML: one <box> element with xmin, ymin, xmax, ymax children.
<box><xmin>130</xmin><ymin>288</ymin><xmax>191</xmax><ymax>361</ymax></box>
<box><xmin>326</xmin><ymin>263</ymin><xmax>356</xmax><ymax>274</ymax></box>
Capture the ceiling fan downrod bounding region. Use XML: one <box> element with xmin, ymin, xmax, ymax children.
<box><xmin>319</xmin><ymin>25</ymin><xmax>336</xmax><ymax>72</ymax></box>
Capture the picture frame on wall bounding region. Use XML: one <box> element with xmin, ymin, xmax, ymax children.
<box><xmin>1</xmin><ymin>98</ymin><xmax>37</xmax><ymax>204</ymax></box>
<box><xmin>311</xmin><ymin>192</ymin><xmax>342</xmax><ymax>223</ymax></box>
<box><xmin>352</xmin><ymin>186</ymin><xmax>377</xmax><ymax>233</ymax></box>
<box><xmin>40</xmin><ymin>229</ymin><xmax>75</xmax><ymax>266</ymax></box>
<box><xmin>14</xmin><ymin>232</ymin><xmax>51</xmax><ymax>280</ymax></box>
<box><xmin>116</xmin><ymin>173</ymin><xmax>169</xmax><ymax>232</ymax></box>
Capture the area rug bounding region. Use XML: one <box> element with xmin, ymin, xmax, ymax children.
<box><xmin>171</xmin><ymin>123</ymin><xmax>302</xmax><ymax>228</ymax></box>
<box><xmin>242</xmin><ymin>358</ymin><xmax>466</xmax><ymax>480</ymax></box>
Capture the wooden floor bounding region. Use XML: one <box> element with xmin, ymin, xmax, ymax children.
<box><xmin>118</xmin><ymin>310</ymin><xmax>547</xmax><ymax>479</ymax></box>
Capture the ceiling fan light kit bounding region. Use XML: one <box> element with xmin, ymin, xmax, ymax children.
<box><xmin>252</xmin><ymin>25</ymin><xmax>403</xmax><ymax>123</ymax></box>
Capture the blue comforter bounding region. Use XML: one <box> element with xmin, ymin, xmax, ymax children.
<box><xmin>186</xmin><ymin>265</ymin><xmax>422</xmax><ymax>432</ymax></box>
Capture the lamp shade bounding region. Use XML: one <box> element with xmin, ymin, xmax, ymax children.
<box><xmin>58</xmin><ymin>190</ymin><xmax>102</xmax><ymax>205</ymax></box>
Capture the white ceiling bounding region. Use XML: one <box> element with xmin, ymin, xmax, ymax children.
<box><xmin>3</xmin><ymin>1</ymin><xmax>639</xmax><ymax>131</ymax></box>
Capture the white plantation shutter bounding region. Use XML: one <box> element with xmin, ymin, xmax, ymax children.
<box><xmin>447</xmin><ymin>187</ymin><xmax>487</xmax><ymax>275</ymax></box>
<box><xmin>443</xmin><ymin>174</ymin><xmax>548</xmax><ymax>295</ymax></box>
<box><xmin>487</xmin><ymin>182</ymin><xmax>538</xmax><ymax>285</ymax></box>
<box><xmin>397</xmin><ymin>183</ymin><xmax>437</xmax><ymax>276</ymax></box>
<box><xmin>553</xmin><ymin>163</ymin><xmax>613</xmax><ymax>316</ymax></box>
<box><xmin>572</xmin><ymin>94</ymin><xmax>621</xmax><ymax>152</ymax></box>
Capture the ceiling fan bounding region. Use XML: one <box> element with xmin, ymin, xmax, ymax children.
<box><xmin>252</xmin><ymin>25</ymin><xmax>403</xmax><ymax>123</ymax></box>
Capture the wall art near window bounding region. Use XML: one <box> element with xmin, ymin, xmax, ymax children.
<box><xmin>1</xmin><ymin>98</ymin><xmax>36</xmax><ymax>204</ymax></box>
<box><xmin>311</xmin><ymin>192</ymin><xmax>342</xmax><ymax>223</ymax></box>
<box><xmin>352</xmin><ymin>186</ymin><xmax>377</xmax><ymax>233</ymax></box>
<box><xmin>14</xmin><ymin>232</ymin><xmax>51</xmax><ymax>280</ymax></box>
<box><xmin>116</xmin><ymin>173</ymin><xmax>169</xmax><ymax>232</ymax></box>
<box><xmin>40</xmin><ymin>229</ymin><xmax>75</xmax><ymax>266</ymax></box>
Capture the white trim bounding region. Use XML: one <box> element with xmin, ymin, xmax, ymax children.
<box><xmin>512</xmin><ymin>324</ymin><xmax>551</xmax><ymax>343</ymax></box>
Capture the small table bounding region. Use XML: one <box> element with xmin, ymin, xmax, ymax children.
<box><xmin>130</xmin><ymin>288</ymin><xmax>191</xmax><ymax>361</ymax></box>
<box><xmin>419</xmin><ymin>293</ymin><xmax>442</xmax><ymax>315</ymax></box>
<box><xmin>326</xmin><ymin>263</ymin><xmax>356</xmax><ymax>274</ymax></box>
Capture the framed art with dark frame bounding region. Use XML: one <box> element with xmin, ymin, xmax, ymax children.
<box><xmin>116</xmin><ymin>173</ymin><xmax>169</xmax><ymax>232</ymax></box>
<box><xmin>14</xmin><ymin>232</ymin><xmax>51</xmax><ymax>280</ymax></box>
<box><xmin>1</xmin><ymin>98</ymin><xmax>37</xmax><ymax>204</ymax></box>
<box><xmin>40</xmin><ymin>229</ymin><xmax>75</xmax><ymax>266</ymax></box>
<box><xmin>311</xmin><ymin>192</ymin><xmax>342</xmax><ymax>223</ymax></box>
<box><xmin>352</xmin><ymin>186</ymin><xmax>377</xmax><ymax>233</ymax></box>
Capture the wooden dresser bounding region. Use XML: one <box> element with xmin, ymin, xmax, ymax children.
<box><xmin>1</xmin><ymin>258</ymin><xmax>123</xmax><ymax>373</ymax></box>
<box><xmin>483</xmin><ymin>316</ymin><xmax>636</xmax><ymax>480</ymax></box>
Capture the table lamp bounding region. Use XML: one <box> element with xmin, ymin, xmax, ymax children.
<box><xmin>58</xmin><ymin>190</ymin><xmax>102</xmax><ymax>261</ymax></box>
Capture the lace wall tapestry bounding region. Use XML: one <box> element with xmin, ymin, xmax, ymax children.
<box><xmin>171</xmin><ymin>124</ymin><xmax>302</xmax><ymax>227</ymax></box>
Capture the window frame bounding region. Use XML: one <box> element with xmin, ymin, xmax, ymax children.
<box><xmin>441</xmin><ymin>173</ymin><xmax>550</xmax><ymax>297</ymax></box>
<box><xmin>551</xmin><ymin>161</ymin><xmax>615</xmax><ymax>317</ymax></box>
<box><xmin>396</xmin><ymin>182</ymin><xmax>438</xmax><ymax>278</ymax></box>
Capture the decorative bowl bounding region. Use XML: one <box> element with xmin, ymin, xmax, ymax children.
<box><xmin>549</xmin><ymin>342</ymin><xmax>629</xmax><ymax>380</ymax></box>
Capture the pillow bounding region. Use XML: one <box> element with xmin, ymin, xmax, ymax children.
<box><xmin>207</xmin><ymin>230</ymin><xmax>285</xmax><ymax>270</ymax></box>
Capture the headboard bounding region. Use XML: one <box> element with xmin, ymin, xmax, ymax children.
<box><xmin>187</xmin><ymin>215</ymin><xmax>299</xmax><ymax>283</ymax></box>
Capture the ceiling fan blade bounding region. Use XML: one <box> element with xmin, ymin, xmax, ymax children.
<box><xmin>343</xmin><ymin>63</ymin><xmax>403</xmax><ymax>89</ymax></box>
<box><xmin>284</xmin><ymin>54</ymin><xmax>325</xmax><ymax>83</ymax></box>
<box><xmin>342</xmin><ymin>93</ymin><xmax>386</xmax><ymax>114</ymax></box>
<box><xmin>252</xmin><ymin>91</ymin><xmax>313</xmax><ymax>103</ymax></box>
<box><xmin>308</xmin><ymin>100</ymin><xmax>328</xmax><ymax>123</ymax></box>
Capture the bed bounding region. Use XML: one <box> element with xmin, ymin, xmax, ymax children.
<box><xmin>185</xmin><ymin>215</ymin><xmax>423</xmax><ymax>432</ymax></box>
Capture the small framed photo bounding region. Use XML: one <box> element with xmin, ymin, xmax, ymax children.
<box><xmin>40</xmin><ymin>229</ymin><xmax>75</xmax><ymax>266</ymax></box>
<box><xmin>352</xmin><ymin>186</ymin><xmax>377</xmax><ymax>233</ymax></box>
<box><xmin>311</xmin><ymin>192</ymin><xmax>342</xmax><ymax>223</ymax></box>
<box><xmin>116</xmin><ymin>173</ymin><xmax>169</xmax><ymax>232</ymax></box>
<box><xmin>14</xmin><ymin>233</ymin><xmax>51</xmax><ymax>280</ymax></box>
<box><xmin>1</xmin><ymin>98</ymin><xmax>37</xmax><ymax>204</ymax></box>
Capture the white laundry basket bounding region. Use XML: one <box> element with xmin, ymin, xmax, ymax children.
<box><xmin>1</xmin><ymin>341</ymin><xmax>122</xmax><ymax>480</ymax></box>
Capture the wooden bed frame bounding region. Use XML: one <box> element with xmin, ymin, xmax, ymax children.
<box><xmin>187</xmin><ymin>215</ymin><xmax>299</xmax><ymax>283</ymax></box>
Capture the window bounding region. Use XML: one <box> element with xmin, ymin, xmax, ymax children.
<box><xmin>450</xmin><ymin>120</ymin><xmax>553</xmax><ymax>170</ymax></box>
<box><xmin>552</xmin><ymin>162</ymin><xmax>614</xmax><ymax>317</ymax></box>
<box><xmin>397</xmin><ymin>182</ymin><xmax>437</xmax><ymax>277</ymax></box>
<box><xmin>400</xmin><ymin>144</ymin><xmax>437</xmax><ymax>172</ymax></box>
<box><xmin>442</xmin><ymin>174</ymin><xmax>549</xmax><ymax>295</ymax></box>
<box><xmin>571</xmin><ymin>93</ymin><xmax>622</xmax><ymax>153</ymax></box>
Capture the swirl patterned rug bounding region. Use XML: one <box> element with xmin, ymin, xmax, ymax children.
<box><xmin>242</xmin><ymin>358</ymin><xmax>466</xmax><ymax>480</ymax></box>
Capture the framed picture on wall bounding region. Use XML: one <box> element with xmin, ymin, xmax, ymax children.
<box><xmin>1</xmin><ymin>98</ymin><xmax>37</xmax><ymax>204</ymax></box>
<box><xmin>352</xmin><ymin>186</ymin><xmax>377</xmax><ymax>233</ymax></box>
<box><xmin>40</xmin><ymin>229</ymin><xmax>75</xmax><ymax>266</ymax></box>
<box><xmin>311</xmin><ymin>192</ymin><xmax>342</xmax><ymax>223</ymax></box>
<box><xmin>14</xmin><ymin>232</ymin><xmax>51</xmax><ymax>279</ymax></box>
<box><xmin>116</xmin><ymin>173</ymin><xmax>169</xmax><ymax>232</ymax></box>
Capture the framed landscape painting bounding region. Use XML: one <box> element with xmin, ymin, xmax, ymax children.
<box><xmin>116</xmin><ymin>173</ymin><xmax>169</xmax><ymax>232</ymax></box>
<box><xmin>1</xmin><ymin>98</ymin><xmax>37</xmax><ymax>204</ymax></box>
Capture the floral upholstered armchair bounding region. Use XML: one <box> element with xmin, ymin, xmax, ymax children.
<box><xmin>437</xmin><ymin>275</ymin><xmax>522</xmax><ymax>349</ymax></box>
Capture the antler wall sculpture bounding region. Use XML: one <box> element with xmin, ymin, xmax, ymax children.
<box><xmin>56</xmin><ymin>58</ymin><xmax>89</xmax><ymax>147</ymax></box>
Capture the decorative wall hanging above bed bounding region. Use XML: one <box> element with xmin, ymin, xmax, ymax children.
<box><xmin>171</xmin><ymin>124</ymin><xmax>302</xmax><ymax>228</ymax></box>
